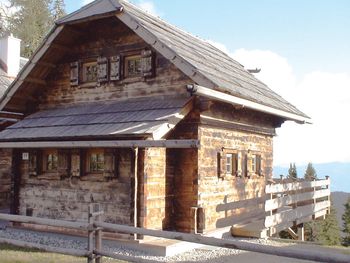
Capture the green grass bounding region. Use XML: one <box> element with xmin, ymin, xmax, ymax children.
<box><xmin>0</xmin><ymin>244</ymin><xmax>124</xmax><ymax>263</ymax></box>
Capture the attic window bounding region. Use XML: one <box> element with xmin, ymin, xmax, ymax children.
<box><xmin>82</xmin><ymin>61</ymin><xmax>98</xmax><ymax>83</ymax></box>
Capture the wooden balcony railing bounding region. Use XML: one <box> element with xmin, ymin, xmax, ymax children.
<box><xmin>265</xmin><ymin>177</ymin><xmax>331</xmax><ymax>236</ymax></box>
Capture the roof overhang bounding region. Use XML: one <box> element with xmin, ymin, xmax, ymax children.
<box><xmin>188</xmin><ymin>84</ymin><xmax>312</xmax><ymax>124</ymax></box>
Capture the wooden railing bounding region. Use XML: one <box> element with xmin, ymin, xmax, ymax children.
<box><xmin>265</xmin><ymin>177</ymin><xmax>331</xmax><ymax>236</ymax></box>
<box><xmin>0</xmin><ymin>198</ymin><xmax>349</xmax><ymax>263</ymax></box>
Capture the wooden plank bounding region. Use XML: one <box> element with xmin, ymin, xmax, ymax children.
<box><xmin>0</xmin><ymin>140</ymin><xmax>200</xmax><ymax>149</ymax></box>
<box><xmin>265</xmin><ymin>178</ymin><xmax>330</xmax><ymax>194</ymax></box>
<box><xmin>265</xmin><ymin>188</ymin><xmax>330</xmax><ymax>211</ymax></box>
<box><xmin>21</xmin><ymin>77</ymin><xmax>46</xmax><ymax>86</ymax></box>
<box><xmin>265</xmin><ymin>200</ymin><xmax>330</xmax><ymax>228</ymax></box>
<box><xmin>95</xmin><ymin>221</ymin><xmax>350</xmax><ymax>263</ymax></box>
<box><xmin>0</xmin><ymin>237</ymin><xmax>88</xmax><ymax>257</ymax></box>
<box><xmin>0</xmin><ymin>213</ymin><xmax>89</xmax><ymax>230</ymax></box>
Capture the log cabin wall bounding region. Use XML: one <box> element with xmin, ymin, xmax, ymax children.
<box><xmin>17</xmin><ymin>148</ymin><xmax>133</xmax><ymax>234</ymax></box>
<box><xmin>37</xmin><ymin>17</ymin><xmax>192</xmax><ymax>110</ymax></box>
<box><xmin>197</xmin><ymin>100</ymin><xmax>276</xmax><ymax>232</ymax></box>
<box><xmin>0</xmin><ymin>149</ymin><xmax>12</xmax><ymax>209</ymax></box>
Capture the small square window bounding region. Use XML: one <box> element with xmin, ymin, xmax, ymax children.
<box><xmin>82</xmin><ymin>62</ymin><xmax>98</xmax><ymax>83</ymax></box>
<box><xmin>125</xmin><ymin>55</ymin><xmax>142</xmax><ymax>77</ymax></box>
<box><xmin>46</xmin><ymin>152</ymin><xmax>58</xmax><ymax>172</ymax></box>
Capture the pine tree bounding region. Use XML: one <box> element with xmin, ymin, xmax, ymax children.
<box><xmin>7</xmin><ymin>0</ymin><xmax>66</xmax><ymax>58</ymax></box>
<box><xmin>304</xmin><ymin>162</ymin><xmax>317</xmax><ymax>180</ymax></box>
<box><xmin>288</xmin><ymin>163</ymin><xmax>297</xmax><ymax>179</ymax></box>
<box><xmin>304</xmin><ymin>205</ymin><xmax>341</xmax><ymax>246</ymax></box>
<box><xmin>316</xmin><ymin>206</ymin><xmax>341</xmax><ymax>246</ymax></box>
<box><xmin>342</xmin><ymin>197</ymin><xmax>350</xmax><ymax>246</ymax></box>
<box><xmin>51</xmin><ymin>0</ymin><xmax>66</xmax><ymax>21</ymax></box>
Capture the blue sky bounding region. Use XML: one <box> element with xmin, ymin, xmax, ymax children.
<box><xmin>65</xmin><ymin>1</ymin><xmax>350</xmax><ymax>169</ymax></box>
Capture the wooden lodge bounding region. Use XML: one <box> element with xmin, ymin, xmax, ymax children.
<box><xmin>0</xmin><ymin>0</ymin><xmax>329</xmax><ymax>240</ymax></box>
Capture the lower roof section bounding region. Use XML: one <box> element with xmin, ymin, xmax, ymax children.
<box><xmin>0</xmin><ymin>139</ymin><xmax>200</xmax><ymax>149</ymax></box>
<box><xmin>0</xmin><ymin>96</ymin><xmax>193</xmax><ymax>142</ymax></box>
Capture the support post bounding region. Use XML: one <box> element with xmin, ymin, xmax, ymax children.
<box><xmin>87</xmin><ymin>204</ymin><xmax>95</xmax><ymax>263</ymax></box>
<box><xmin>133</xmin><ymin>147</ymin><xmax>139</xmax><ymax>240</ymax></box>
<box><xmin>95</xmin><ymin>204</ymin><xmax>102</xmax><ymax>263</ymax></box>
<box><xmin>298</xmin><ymin>224</ymin><xmax>305</xmax><ymax>241</ymax></box>
<box><xmin>325</xmin><ymin>176</ymin><xmax>330</xmax><ymax>216</ymax></box>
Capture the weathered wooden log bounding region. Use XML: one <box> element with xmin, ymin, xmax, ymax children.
<box><xmin>0</xmin><ymin>213</ymin><xmax>89</xmax><ymax>230</ymax></box>
<box><xmin>95</xmin><ymin>221</ymin><xmax>350</xmax><ymax>263</ymax></box>
<box><xmin>0</xmin><ymin>237</ymin><xmax>89</xmax><ymax>257</ymax></box>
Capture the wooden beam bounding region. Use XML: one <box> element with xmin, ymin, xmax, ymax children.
<box><xmin>21</xmin><ymin>77</ymin><xmax>46</xmax><ymax>86</ymax></box>
<box><xmin>50</xmin><ymin>43</ymin><xmax>73</xmax><ymax>53</ymax></box>
<box><xmin>95</xmin><ymin>221</ymin><xmax>350</xmax><ymax>263</ymax></box>
<box><xmin>265</xmin><ymin>178</ymin><xmax>330</xmax><ymax>194</ymax></box>
<box><xmin>192</xmin><ymin>85</ymin><xmax>312</xmax><ymax>124</ymax></box>
<box><xmin>287</xmin><ymin>227</ymin><xmax>298</xmax><ymax>240</ymax></box>
<box><xmin>33</xmin><ymin>61</ymin><xmax>56</xmax><ymax>69</ymax></box>
<box><xmin>0</xmin><ymin>139</ymin><xmax>200</xmax><ymax>149</ymax></box>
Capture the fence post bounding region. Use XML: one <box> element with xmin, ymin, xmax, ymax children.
<box><xmin>88</xmin><ymin>204</ymin><xmax>95</xmax><ymax>263</ymax></box>
<box><xmin>95</xmin><ymin>204</ymin><xmax>102</xmax><ymax>263</ymax></box>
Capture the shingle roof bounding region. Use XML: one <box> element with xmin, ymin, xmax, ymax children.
<box><xmin>56</xmin><ymin>0</ymin><xmax>308</xmax><ymax>120</ymax></box>
<box><xmin>0</xmin><ymin>57</ymin><xmax>28</xmax><ymax>97</ymax></box>
<box><xmin>0</xmin><ymin>96</ymin><xmax>192</xmax><ymax>141</ymax></box>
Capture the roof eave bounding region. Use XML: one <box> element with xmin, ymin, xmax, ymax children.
<box><xmin>190</xmin><ymin>84</ymin><xmax>312</xmax><ymax>124</ymax></box>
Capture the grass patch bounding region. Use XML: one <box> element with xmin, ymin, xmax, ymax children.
<box><xmin>0</xmin><ymin>244</ymin><xmax>125</xmax><ymax>263</ymax></box>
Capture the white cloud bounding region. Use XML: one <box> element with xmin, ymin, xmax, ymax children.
<box><xmin>206</xmin><ymin>40</ymin><xmax>350</xmax><ymax>166</ymax></box>
<box><xmin>135</xmin><ymin>0</ymin><xmax>161</xmax><ymax>17</ymax></box>
<box><xmin>82</xmin><ymin>0</ymin><xmax>94</xmax><ymax>5</ymax></box>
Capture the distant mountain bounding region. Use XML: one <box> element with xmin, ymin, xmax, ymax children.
<box><xmin>331</xmin><ymin>191</ymin><xmax>350</xmax><ymax>237</ymax></box>
<box><xmin>274</xmin><ymin>162</ymin><xmax>350</xmax><ymax>192</ymax></box>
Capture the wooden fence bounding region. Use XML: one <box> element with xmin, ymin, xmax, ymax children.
<box><xmin>265</xmin><ymin>177</ymin><xmax>331</xmax><ymax>236</ymax></box>
<box><xmin>0</xmin><ymin>186</ymin><xmax>349</xmax><ymax>263</ymax></box>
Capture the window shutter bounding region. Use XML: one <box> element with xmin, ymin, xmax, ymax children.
<box><xmin>104</xmin><ymin>149</ymin><xmax>114</xmax><ymax>176</ymax></box>
<box><xmin>36</xmin><ymin>149</ymin><xmax>43</xmax><ymax>175</ymax></box>
<box><xmin>70</xmin><ymin>61</ymin><xmax>79</xmax><ymax>86</ymax></box>
<box><xmin>141</xmin><ymin>50</ymin><xmax>154</xmax><ymax>77</ymax></box>
<box><xmin>241</xmin><ymin>152</ymin><xmax>248</xmax><ymax>177</ymax></box>
<box><xmin>232</xmin><ymin>153</ymin><xmax>238</xmax><ymax>176</ymax></box>
<box><xmin>29</xmin><ymin>150</ymin><xmax>37</xmax><ymax>176</ymax></box>
<box><xmin>71</xmin><ymin>151</ymin><xmax>80</xmax><ymax>177</ymax></box>
<box><xmin>237</xmin><ymin>152</ymin><xmax>242</xmax><ymax>177</ymax></box>
<box><xmin>217</xmin><ymin>151</ymin><xmax>226</xmax><ymax>178</ymax></box>
<box><xmin>80</xmin><ymin>149</ymin><xmax>87</xmax><ymax>177</ymax></box>
<box><xmin>247</xmin><ymin>152</ymin><xmax>253</xmax><ymax>177</ymax></box>
<box><xmin>114</xmin><ymin>150</ymin><xmax>119</xmax><ymax>178</ymax></box>
<box><xmin>256</xmin><ymin>154</ymin><xmax>262</xmax><ymax>176</ymax></box>
<box><xmin>58</xmin><ymin>150</ymin><xmax>70</xmax><ymax>176</ymax></box>
<box><xmin>110</xmin><ymin>55</ymin><xmax>121</xmax><ymax>81</ymax></box>
<box><xmin>97</xmin><ymin>57</ymin><xmax>108</xmax><ymax>83</ymax></box>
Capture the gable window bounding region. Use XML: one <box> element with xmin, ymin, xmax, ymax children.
<box><xmin>125</xmin><ymin>55</ymin><xmax>142</xmax><ymax>78</ymax></box>
<box><xmin>87</xmin><ymin>149</ymin><xmax>105</xmax><ymax>173</ymax></box>
<box><xmin>82</xmin><ymin>61</ymin><xmax>98</xmax><ymax>83</ymax></box>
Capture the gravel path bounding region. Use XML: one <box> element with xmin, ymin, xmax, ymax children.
<box><xmin>0</xmin><ymin>227</ymin><xmax>320</xmax><ymax>262</ymax></box>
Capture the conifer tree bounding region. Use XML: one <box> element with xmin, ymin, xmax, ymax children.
<box><xmin>7</xmin><ymin>0</ymin><xmax>65</xmax><ymax>57</ymax></box>
<box><xmin>288</xmin><ymin>163</ymin><xmax>298</xmax><ymax>179</ymax></box>
<box><xmin>304</xmin><ymin>162</ymin><xmax>317</xmax><ymax>180</ymax></box>
<box><xmin>317</xmin><ymin>206</ymin><xmax>341</xmax><ymax>246</ymax></box>
<box><xmin>342</xmin><ymin>197</ymin><xmax>350</xmax><ymax>246</ymax></box>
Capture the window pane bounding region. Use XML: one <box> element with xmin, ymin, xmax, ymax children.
<box><xmin>126</xmin><ymin>56</ymin><xmax>142</xmax><ymax>77</ymax></box>
<box><xmin>226</xmin><ymin>154</ymin><xmax>232</xmax><ymax>174</ymax></box>
<box><xmin>83</xmin><ymin>62</ymin><xmax>98</xmax><ymax>82</ymax></box>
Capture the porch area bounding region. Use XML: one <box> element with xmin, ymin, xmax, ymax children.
<box><xmin>231</xmin><ymin>177</ymin><xmax>331</xmax><ymax>239</ymax></box>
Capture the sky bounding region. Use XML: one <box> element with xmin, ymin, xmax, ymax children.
<box><xmin>55</xmin><ymin>1</ymin><xmax>350</xmax><ymax>167</ymax></box>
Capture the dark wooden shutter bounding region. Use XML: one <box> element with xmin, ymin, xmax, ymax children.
<box><xmin>97</xmin><ymin>57</ymin><xmax>108</xmax><ymax>83</ymax></box>
<box><xmin>104</xmin><ymin>149</ymin><xmax>114</xmax><ymax>176</ymax></box>
<box><xmin>70</xmin><ymin>61</ymin><xmax>79</xmax><ymax>86</ymax></box>
<box><xmin>36</xmin><ymin>149</ymin><xmax>43</xmax><ymax>175</ymax></box>
<box><xmin>256</xmin><ymin>154</ymin><xmax>262</xmax><ymax>176</ymax></box>
<box><xmin>80</xmin><ymin>149</ymin><xmax>87</xmax><ymax>177</ymax></box>
<box><xmin>241</xmin><ymin>152</ymin><xmax>248</xmax><ymax>177</ymax></box>
<box><xmin>110</xmin><ymin>55</ymin><xmax>121</xmax><ymax>81</ymax></box>
<box><xmin>217</xmin><ymin>151</ymin><xmax>226</xmax><ymax>178</ymax></box>
<box><xmin>232</xmin><ymin>153</ymin><xmax>238</xmax><ymax>176</ymax></box>
<box><xmin>114</xmin><ymin>149</ymin><xmax>119</xmax><ymax>178</ymax></box>
<box><xmin>141</xmin><ymin>50</ymin><xmax>154</xmax><ymax>77</ymax></box>
<box><xmin>58</xmin><ymin>150</ymin><xmax>70</xmax><ymax>176</ymax></box>
<box><xmin>71</xmin><ymin>150</ymin><xmax>80</xmax><ymax>177</ymax></box>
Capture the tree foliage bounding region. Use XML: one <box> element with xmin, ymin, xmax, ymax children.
<box><xmin>6</xmin><ymin>0</ymin><xmax>66</xmax><ymax>58</ymax></box>
<box><xmin>304</xmin><ymin>162</ymin><xmax>317</xmax><ymax>180</ymax></box>
<box><xmin>288</xmin><ymin>163</ymin><xmax>298</xmax><ymax>179</ymax></box>
<box><xmin>342</xmin><ymin>198</ymin><xmax>350</xmax><ymax>246</ymax></box>
<box><xmin>305</xmin><ymin>205</ymin><xmax>341</xmax><ymax>246</ymax></box>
